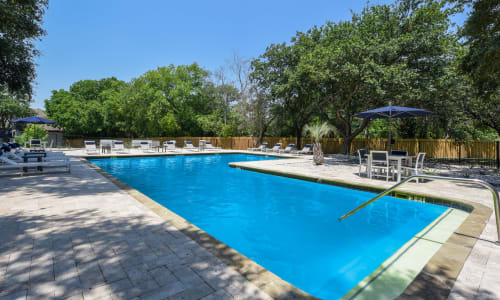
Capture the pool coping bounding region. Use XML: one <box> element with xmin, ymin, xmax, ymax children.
<box><xmin>229</xmin><ymin>162</ymin><xmax>493</xmax><ymax>300</ymax></box>
<box><xmin>82</xmin><ymin>153</ymin><xmax>492</xmax><ymax>300</ymax></box>
<box><xmin>80</xmin><ymin>150</ymin><xmax>289</xmax><ymax>160</ymax></box>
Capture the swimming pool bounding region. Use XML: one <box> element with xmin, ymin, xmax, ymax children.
<box><xmin>89</xmin><ymin>154</ymin><xmax>447</xmax><ymax>299</ymax></box>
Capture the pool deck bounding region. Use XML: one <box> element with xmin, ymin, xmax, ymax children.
<box><xmin>0</xmin><ymin>153</ymin><xmax>273</xmax><ymax>300</ymax></box>
<box><xmin>0</xmin><ymin>149</ymin><xmax>499</xmax><ymax>299</ymax></box>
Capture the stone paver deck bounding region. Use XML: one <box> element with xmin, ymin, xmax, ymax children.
<box><xmin>0</xmin><ymin>158</ymin><xmax>272</xmax><ymax>300</ymax></box>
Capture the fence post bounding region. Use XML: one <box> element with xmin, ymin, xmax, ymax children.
<box><xmin>496</xmin><ymin>141</ymin><xmax>499</xmax><ymax>169</ymax></box>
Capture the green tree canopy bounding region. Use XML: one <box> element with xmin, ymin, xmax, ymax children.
<box><xmin>45</xmin><ymin>64</ymin><xmax>230</xmax><ymax>138</ymax></box>
<box><xmin>0</xmin><ymin>90</ymin><xmax>34</xmax><ymax>133</ymax></box>
<box><xmin>261</xmin><ymin>0</ymin><xmax>466</xmax><ymax>152</ymax></box>
<box><xmin>459</xmin><ymin>0</ymin><xmax>500</xmax><ymax>136</ymax></box>
<box><xmin>0</xmin><ymin>0</ymin><xmax>48</xmax><ymax>96</ymax></box>
<box><xmin>45</xmin><ymin>77</ymin><xmax>128</xmax><ymax>136</ymax></box>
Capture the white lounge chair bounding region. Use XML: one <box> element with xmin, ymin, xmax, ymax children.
<box><xmin>140</xmin><ymin>141</ymin><xmax>154</xmax><ymax>153</ymax></box>
<box><xmin>292</xmin><ymin>144</ymin><xmax>313</xmax><ymax>155</ymax></box>
<box><xmin>163</xmin><ymin>141</ymin><xmax>177</xmax><ymax>152</ymax></box>
<box><xmin>205</xmin><ymin>141</ymin><xmax>221</xmax><ymax>151</ymax></box>
<box><xmin>279</xmin><ymin>144</ymin><xmax>295</xmax><ymax>154</ymax></box>
<box><xmin>267</xmin><ymin>143</ymin><xmax>282</xmax><ymax>153</ymax></box>
<box><xmin>11</xmin><ymin>147</ymin><xmax>65</xmax><ymax>158</ymax></box>
<box><xmin>184</xmin><ymin>141</ymin><xmax>198</xmax><ymax>151</ymax></box>
<box><xmin>0</xmin><ymin>152</ymin><xmax>70</xmax><ymax>175</ymax></box>
<box><xmin>112</xmin><ymin>140</ymin><xmax>128</xmax><ymax>154</ymax></box>
<box><xmin>5</xmin><ymin>151</ymin><xmax>65</xmax><ymax>163</ymax></box>
<box><xmin>248</xmin><ymin>143</ymin><xmax>268</xmax><ymax>152</ymax></box>
<box><xmin>84</xmin><ymin>141</ymin><xmax>99</xmax><ymax>155</ymax></box>
<box><xmin>131</xmin><ymin>140</ymin><xmax>143</xmax><ymax>149</ymax></box>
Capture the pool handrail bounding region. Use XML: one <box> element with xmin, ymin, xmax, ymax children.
<box><xmin>339</xmin><ymin>174</ymin><xmax>500</xmax><ymax>242</ymax></box>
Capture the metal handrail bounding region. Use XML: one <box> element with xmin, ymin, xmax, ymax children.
<box><xmin>339</xmin><ymin>174</ymin><xmax>500</xmax><ymax>241</ymax></box>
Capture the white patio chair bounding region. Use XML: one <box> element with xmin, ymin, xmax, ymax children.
<box><xmin>100</xmin><ymin>139</ymin><xmax>113</xmax><ymax>154</ymax></box>
<box><xmin>402</xmin><ymin>152</ymin><xmax>426</xmax><ymax>183</ymax></box>
<box><xmin>358</xmin><ymin>149</ymin><xmax>367</xmax><ymax>177</ymax></box>
<box><xmin>30</xmin><ymin>139</ymin><xmax>44</xmax><ymax>152</ymax></box>
<box><xmin>369</xmin><ymin>151</ymin><xmax>394</xmax><ymax>181</ymax></box>
<box><xmin>153</xmin><ymin>140</ymin><xmax>161</xmax><ymax>151</ymax></box>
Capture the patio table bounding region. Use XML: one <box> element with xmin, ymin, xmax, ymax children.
<box><xmin>367</xmin><ymin>154</ymin><xmax>414</xmax><ymax>182</ymax></box>
<box><xmin>22</xmin><ymin>152</ymin><xmax>46</xmax><ymax>171</ymax></box>
<box><xmin>101</xmin><ymin>145</ymin><xmax>112</xmax><ymax>154</ymax></box>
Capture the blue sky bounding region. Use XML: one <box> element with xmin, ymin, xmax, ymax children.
<box><xmin>32</xmin><ymin>0</ymin><xmax>467</xmax><ymax>109</ymax></box>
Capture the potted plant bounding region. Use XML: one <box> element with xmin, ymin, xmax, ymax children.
<box><xmin>303</xmin><ymin>122</ymin><xmax>333</xmax><ymax>165</ymax></box>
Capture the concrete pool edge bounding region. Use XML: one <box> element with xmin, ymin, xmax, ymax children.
<box><xmin>80</xmin><ymin>150</ymin><xmax>289</xmax><ymax>160</ymax></box>
<box><xmin>229</xmin><ymin>162</ymin><xmax>493</xmax><ymax>299</ymax></box>
<box><xmin>81</xmin><ymin>157</ymin><xmax>318</xmax><ymax>300</ymax></box>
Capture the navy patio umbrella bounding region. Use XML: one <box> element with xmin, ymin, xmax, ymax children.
<box><xmin>354</xmin><ymin>102</ymin><xmax>434</xmax><ymax>152</ymax></box>
<box><xmin>11</xmin><ymin>116</ymin><xmax>56</xmax><ymax>140</ymax></box>
<box><xmin>11</xmin><ymin>116</ymin><xmax>56</xmax><ymax>125</ymax></box>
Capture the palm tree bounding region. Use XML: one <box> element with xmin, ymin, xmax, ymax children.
<box><xmin>303</xmin><ymin>122</ymin><xmax>333</xmax><ymax>165</ymax></box>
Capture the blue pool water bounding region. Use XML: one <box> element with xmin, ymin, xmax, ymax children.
<box><xmin>89</xmin><ymin>154</ymin><xmax>446</xmax><ymax>299</ymax></box>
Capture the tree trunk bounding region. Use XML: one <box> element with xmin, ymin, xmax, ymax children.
<box><xmin>341</xmin><ymin>136</ymin><xmax>353</xmax><ymax>154</ymax></box>
<box><xmin>313</xmin><ymin>142</ymin><xmax>324</xmax><ymax>165</ymax></box>
<box><xmin>339</xmin><ymin>118</ymin><xmax>370</xmax><ymax>154</ymax></box>
<box><xmin>295</xmin><ymin>127</ymin><xmax>302</xmax><ymax>149</ymax></box>
<box><xmin>257</xmin><ymin>126</ymin><xmax>264</xmax><ymax>145</ymax></box>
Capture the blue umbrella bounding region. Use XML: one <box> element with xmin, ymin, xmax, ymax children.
<box><xmin>11</xmin><ymin>116</ymin><xmax>56</xmax><ymax>140</ymax></box>
<box><xmin>11</xmin><ymin>116</ymin><xmax>56</xmax><ymax>124</ymax></box>
<box><xmin>354</xmin><ymin>102</ymin><xmax>434</xmax><ymax>152</ymax></box>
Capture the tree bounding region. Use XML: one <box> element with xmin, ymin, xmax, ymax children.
<box><xmin>213</xmin><ymin>67</ymin><xmax>240</xmax><ymax>126</ymax></box>
<box><xmin>461</xmin><ymin>0</ymin><xmax>499</xmax><ymax>92</ymax></box>
<box><xmin>251</xmin><ymin>39</ymin><xmax>318</xmax><ymax>148</ymax></box>
<box><xmin>17</xmin><ymin>124</ymin><xmax>47</xmax><ymax>144</ymax></box>
<box><xmin>0</xmin><ymin>0</ymin><xmax>48</xmax><ymax>96</ymax></box>
<box><xmin>0</xmin><ymin>91</ymin><xmax>34</xmax><ymax>136</ymax></box>
<box><xmin>460</xmin><ymin>0</ymin><xmax>500</xmax><ymax>136</ymax></box>
<box><xmin>45</xmin><ymin>77</ymin><xmax>127</xmax><ymax>136</ymax></box>
<box><xmin>298</xmin><ymin>0</ymin><xmax>462</xmax><ymax>153</ymax></box>
<box><xmin>246</xmin><ymin>87</ymin><xmax>276</xmax><ymax>145</ymax></box>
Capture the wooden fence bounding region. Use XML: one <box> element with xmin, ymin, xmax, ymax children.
<box><xmin>65</xmin><ymin>137</ymin><xmax>500</xmax><ymax>167</ymax></box>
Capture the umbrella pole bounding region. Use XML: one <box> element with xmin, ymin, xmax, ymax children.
<box><xmin>388</xmin><ymin>101</ymin><xmax>392</xmax><ymax>153</ymax></box>
<box><xmin>388</xmin><ymin>117</ymin><xmax>392</xmax><ymax>153</ymax></box>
